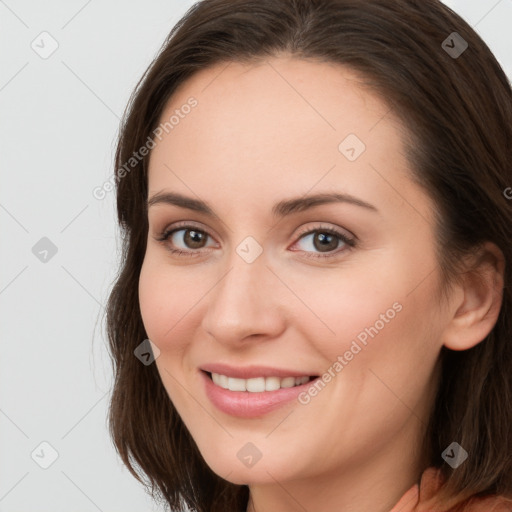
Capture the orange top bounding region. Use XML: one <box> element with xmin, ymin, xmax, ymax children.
<box><xmin>389</xmin><ymin>467</ymin><xmax>512</xmax><ymax>512</ymax></box>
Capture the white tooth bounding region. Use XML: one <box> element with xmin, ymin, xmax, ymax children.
<box><xmin>228</xmin><ymin>377</ymin><xmax>246</xmax><ymax>392</ymax></box>
<box><xmin>218</xmin><ymin>374</ymin><xmax>229</xmax><ymax>389</ymax></box>
<box><xmin>246</xmin><ymin>377</ymin><xmax>266</xmax><ymax>392</ymax></box>
<box><xmin>212</xmin><ymin>373</ymin><xmax>311</xmax><ymax>391</ymax></box>
<box><xmin>280</xmin><ymin>377</ymin><xmax>296</xmax><ymax>388</ymax></box>
<box><xmin>265</xmin><ymin>376</ymin><xmax>281</xmax><ymax>391</ymax></box>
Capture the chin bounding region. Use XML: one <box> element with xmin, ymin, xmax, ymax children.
<box><xmin>196</xmin><ymin>442</ymin><xmax>303</xmax><ymax>486</ymax></box>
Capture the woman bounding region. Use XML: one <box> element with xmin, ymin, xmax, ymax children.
<box><xmin>106</xmin><ymin>1</ymin><xmax>512</xmax><ymax>510</ymax></box>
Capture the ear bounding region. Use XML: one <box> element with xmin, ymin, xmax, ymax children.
<box><xmin>441</xmin><ymin>241</ymin><xmax>505</xmax><ymax>351</ymax></box>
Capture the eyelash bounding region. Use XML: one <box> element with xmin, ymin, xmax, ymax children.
<box><xmin>155</xmin><ymin>221</ymin><xmax>357</xmax><ymax>260</ymax></box>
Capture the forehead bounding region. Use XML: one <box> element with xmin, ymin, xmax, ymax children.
<box><xmin>157</xmin><ymin>57</ymin><xmax>398</xmax><ymax>152</ymax></box>
<box><xmin>147</xmin><ymin>57</ymin><xmax>431</xmax><ymax>225</ymax></box>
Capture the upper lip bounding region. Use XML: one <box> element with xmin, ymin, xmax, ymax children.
<box><xmin>200</xmin><ymin>363</ymin><xmax>317</xmax><ymax>380</ymax></box>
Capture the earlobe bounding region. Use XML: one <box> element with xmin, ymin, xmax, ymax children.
<box><xmin>442</xmin><ymin>242</ymin><xmax>505</xmax><ymax>352</ymax></box>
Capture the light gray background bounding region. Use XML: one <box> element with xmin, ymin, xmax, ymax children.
<box><xmin>1</xmin><ymin>1</ymin><xmax>511</xmax><ymax>510</ymax></box>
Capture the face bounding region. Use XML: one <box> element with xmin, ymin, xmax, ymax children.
<box><xmin>139</xmin><ymin>57</ymin><xmax>450</xmax><ymax>487</ymax></box>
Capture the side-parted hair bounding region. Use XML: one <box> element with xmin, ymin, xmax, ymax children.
<box><xmin>106</xmin><ymin>1</ymin><xmax>512</xmax><ymax>510</ymax></box>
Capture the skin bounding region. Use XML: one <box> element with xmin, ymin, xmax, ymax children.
<box><xmin>138</xmin><ymin>57</ymin><xmax>504</xmax><ymax>512</ymax></box>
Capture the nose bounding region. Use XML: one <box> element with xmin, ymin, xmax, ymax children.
<box><xmin>200</xmin><ymin>248</ymin><xmax>286</xmax><ymax>346</ymax></box>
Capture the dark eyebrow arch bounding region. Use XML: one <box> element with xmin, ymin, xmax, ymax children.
<box><xmin>148</xmin><ymin>192</ymin><xmax>214</xmax><ymax>215</ymax></box>
<box><xmin>272</xmin><ymin>192</ymin><xmax>378</xmax><ymax>216</ymax></box>
<box><xmin>147</xmin><ymin>191</ymin><xmax>379</xmax><ymax>216</ymax></box>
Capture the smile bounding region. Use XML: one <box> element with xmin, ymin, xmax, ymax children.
<box><xmin>200</xmin><ymin>368</ymin><xmax>320</xmax><ymax>418</ymax></box>
<box><xmin>210</xmin><ymin>372</ymin><xmax>313</xmax><ymax>392</ymax></box>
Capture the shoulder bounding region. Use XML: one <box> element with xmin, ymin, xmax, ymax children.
<box><xmin>416</xmin><ymin>467</ymin><xmax>512</xmax><ymax>512</ymax></box>
<box><xmin>389</xmin><ymin>467</ymin><xmax>512</xmax><ymax>512</ymax></box>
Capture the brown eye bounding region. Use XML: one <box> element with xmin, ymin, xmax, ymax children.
<box><xmin>181</xmin><ymin>229</ymin><xmax>208</xmax><ymax>249</ymax></box>
<box><xmin>312</xmin><ymin>232</ymin><xmax>339</xmax><ymax>252</ymax></box>
<box><xmin>293</xmin><ymin>228</ymin><xmax>355</xmax><ymax>258</ymax></box>
<box><xmin>156</xmin><ymin>225</ymin><xmax>217</xmax><ymax>255</ymax></box>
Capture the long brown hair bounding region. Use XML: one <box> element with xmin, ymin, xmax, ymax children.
<box><xmin>105</xmin><ymin>1</ymin><xmax>512</xmax><ymax>510</ymax></box>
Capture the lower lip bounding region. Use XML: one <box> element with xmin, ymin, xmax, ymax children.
<box><xmin>201</xmin><ymin>371</ymin><xmax>318</xmax><ymax>418</ymax></box>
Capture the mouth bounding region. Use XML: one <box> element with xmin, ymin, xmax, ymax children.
<box><xmin>199</xmin><ymin>368</ymin><xmax>320</xmax><ymax>418</ymax></box>
<box><xmin>204</xmin><ymin>371</ymin><xmax>317</xmax><ymax>392</ymax></box>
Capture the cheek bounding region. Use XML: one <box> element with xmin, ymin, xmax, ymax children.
<box><xmin>285</xmin><ymin>249</ymin><xmax>441</xmax><ymax>371</ymax></box>
<box><xmin>138</xmin><ymin>256</ymin><xmax>192</xmax><ymax>351</ymax></box>
<box><xmin>282</xmin><ymin>262</ymin><xmax>403</xmax><ymax>352</ymax></box>
<box><xmin>138</xmin><ymin>254</ymin><xmax>222</xmax><ymax>366</ymax></box>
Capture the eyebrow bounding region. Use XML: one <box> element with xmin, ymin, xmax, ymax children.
<box><xmin>147</xmin><ymin>191</ymin><xmax>379</xmax><ymax>217</ymax></box>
